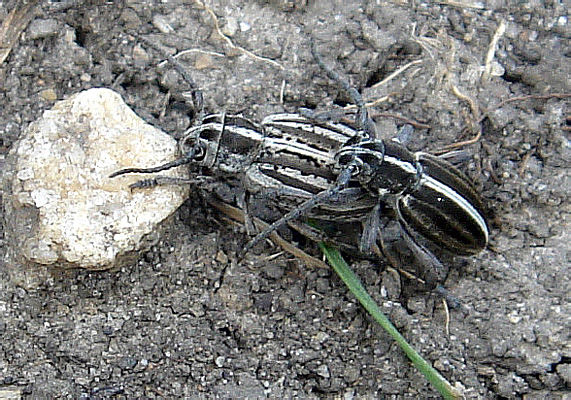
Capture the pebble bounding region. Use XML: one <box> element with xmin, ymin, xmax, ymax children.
<box><xmin>3</xmin><ymin>88</ymin><xmax>189</xmax><ymax>287</ymax></box>
<box><xmin>27</xmin><ymin>19</ymin><xmax>59</xmax><ymax>40</ymax></box>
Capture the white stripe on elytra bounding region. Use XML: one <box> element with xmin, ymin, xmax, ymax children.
<box><xmin>263</xmin><ymin>116</ymin><xmax>357</xmax><ymax>141</ymax></box>
<box><xmin>420</xmin><ymin>174</ymin><xmax>489</xmax><ymax>243</ymax></box>
<box><xmin>382</xmin><ymin>152</ymin><xmax>488</xmax><ymax>244</ymax></box>
<box><xmin>382</xmin><ymin>154</ymin><xmax>418</xmax><ymax>175</ymax></box>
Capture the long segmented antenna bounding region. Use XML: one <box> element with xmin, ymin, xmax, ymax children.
<box><xmin>240</xmin><ymin>163</ymin><xmax>358</xmax><ymax>258</ymax></box>
<box><xmin>134</xmin><ymin>33</ymin><xmax>204</xmax><ymax>119</ymax></box>
<box><xmin>241</xmin><ymin>40</ymin><xmax>374</xmax><ymax>257</ymax></box>
<box><xmin>309</xmin><ymin>40</ymin><xmax>373</xmax><ymax>138</ymax></box>
<box><xmin>109</xmin><ymin>145</ymin><xmax>201</xmax><ymax>178</ymax></box>
<box><xmin>110</xmin><ymin>33</ymin><xmax>207</xmax><ymax>182</ymax></box>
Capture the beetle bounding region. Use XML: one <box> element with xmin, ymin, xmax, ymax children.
<box><xmin>240</xmin><ymin>41</ymin><xmax>489</xmax><ymax>284</ymax></box>
<box><xmin>111</xmin><ymin>35</ymin><xmax>489</xmax><ymax>290</ymax></box>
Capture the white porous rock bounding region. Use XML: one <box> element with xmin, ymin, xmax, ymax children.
<box><xmin>3</xmin><ymin>88</ymin><xmax>189</xmax><ymax>287</ymax></box>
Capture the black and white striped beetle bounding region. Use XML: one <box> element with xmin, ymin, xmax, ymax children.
<box><xmin>239</xmin><ymin>42</ymin><xmax>489</xmax><ymax>276</ymax></box>
<box><xmin>110</xmin><ymin>36</ymin><xmax>489</xmax><ymax>288</ymax></box>
<box><xmin>181</xmin><ymin>113</ymin><xmax>379</xmax><ymax>222</ymax></box>
<box><xmin>335</xmin><ymin>138</ymin><xmax>489</xmax><ymax>256</ymax></box>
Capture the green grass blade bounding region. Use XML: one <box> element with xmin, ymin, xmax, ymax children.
<box><xmin>318</xmin><ymin>242</ymin><xmax>462</xmax><ymax>400</ymax></box>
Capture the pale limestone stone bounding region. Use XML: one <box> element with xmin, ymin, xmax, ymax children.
<box><xmin>3</xmin><ymin>88</ymin><xmax>189</xmax><ymax>287</ymax></box>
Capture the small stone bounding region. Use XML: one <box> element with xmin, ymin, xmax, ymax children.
<box><xmin>262</xmin><ymin>263</ymin><xmax>283</xmax><ymax>280</ymax></box>
<box><xmin>152</xmin><ymin>15</ymin><xmax>174</xmax><ymax>34</ymax></box>
<box><xmin>556</xmin><ymin>363</ymin><xmax>571</xmax><ymax>385</ymax></box>
<box><xmin>189</xmin><ymin>303</ymin><xmax>206</xmax><ymax>318</ymax></box>
<box><xmin>3</xmin><ymin>88</ymin><xmax>189</xmax><ymax>287</ymax></box>
<box><xmin>433</xmin><ymin>357</ymin><xmax>453</xmax><ymax>372</ymax></box>
<box><xmin>222</xmin><ymin>17</ymin><xmax>239</xmax><ymax>37</ymax></box>
<box><xmin>508</xmin><ymin>311</ymin><xmax>522</xmax><ymax>324</ymax></box>
<box><xmin>0</xmin><ymin>387</ymin><xmax>23</xmax><ymax>399</ymax></box>
<box><xmin>343</xmin><ymin>365</ymin><xmax>360</xmax><ymax>383</ymax></box>
<box><xmin>316</xmin><ymin>364</ymin><xmax>330</xmax><ymax>379</ymax></box>
<box><xmin>489</xmin><ymin>61</ymin><xmax>505</xmax><ymax>77</ymax></box>
<box><xmin>27</xmin><ymin>19</ymin><xmax>59</xmax><ymax>40</ymax></box>
<box><xmin>39</xmin><ymin>88</ymin><xmax>57</xmax><ymax>102</ymax></box>
<box><xmin>239</xmin><ymin>21</ymin><xmax>251</xmax><ymax>32</ymax></box>
<box><xmin>132</xmin><ymin>45</ymin><xmax>151</xmax><ymax>69</ymax></box>
<box><xmin>215</xmin><ymin>250</ymin><xmax>228</xmax><ymax>264</ymax></box>
<box><xmin>381</xmin><ymin>269</ymin><xmax>401</xmax><ymax>300</ymax></box>
<box><xmin>195</xmin><ymin>54</ymin><xmax>214</xmax><ymax>70</ymax></box>
<box><xmin>407</xmin><ymin>296</ymin><xmax>428</xmax><ymax>314</ymax></box>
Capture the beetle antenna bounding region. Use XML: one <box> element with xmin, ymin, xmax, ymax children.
<box><xmin>132</xmin><ymin>32</ymin><xmax>204</xmax><ymax>121</ymax></box>
<box><xmin>240</xmin><ymin>162</ymin><xmax>358</xmax><ymax>258</ymax></box>
<box><xmin>109</xmin><ymin>146</ymin><xmax>200</xmax><ymax>178</ymax></box>
<box><xmin>309</xmin><ymin>39</ymin><xmax>373</xmax><ymax>138</ymax></box>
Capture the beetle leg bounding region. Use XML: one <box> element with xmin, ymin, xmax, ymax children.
<box><xmin>360</xmin><ymin>203</ymin><xmax>382</xmax><ymax>254</ymax></box>
<box><xmin>397</xmin><ymin>222</ymin><xmax>467</xmax><ymax>309</ymax></box>
<box><xmin>393</xmin><ymin>124</ymin><xmax>415</xmax><ymax>145</ymax></box>
<box><xmin>128</xmin><ymin>175</ymin><xmax>199</xmax><ymax>190</ymax></box>
<box><xmin>239</xmin><ymin>190</ymin><xmax>257</xmax><ymax>236</ymax></box>
<box><xmin>398</xmin><ymin>221</ymin><xmax>447</xmax><ymax>288</ymax></box>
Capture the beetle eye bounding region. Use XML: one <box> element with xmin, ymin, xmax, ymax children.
<box><xmin>347</xmin><ymin>156</ymin><xmax>363</xmax><ymax>176</ymax></box>
<box><xmin>335</xmin><ymin>148</ymin><xmax>356</xmax><ymax>166</ymax></box>
<box><xmin>181</xmin><ymin>136</ymin><xmax>196</xmax><ymax>151</ymax></box>
<box><xmin>350</xmin><ymin>164</ymin><xmax>362</xmax><ymax>177</ymax></box>
<box><xmin>192</xmin><ymin>143</ymin><xmax>206</xmax><ymax>161</ymax></box>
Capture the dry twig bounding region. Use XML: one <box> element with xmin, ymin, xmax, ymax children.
<box><xmin>441</xmin><ymin>85</ymin><xmax>482</xmax><ymax>150</ymax></box>
<box><xmin>495</xmin><ymin>92</ymin><xmax>571</xmax><ymax>108</ymax></box>
<box><xmin>436</xmin><ymin>0</ymin><xmax>485</xmax><ymax>9</ymax></box>
<box><xmin>370</xmin><ymin>59</ymin><xmax>424</xmax><ymax>90</ymax></box>
<box><xmin>481</xmin><ymin>20</ymin><xmax>506</xmax><ymax>83</ymax></box>
<box><xmin>0</xmin><ymin>0</ymin><xmax>39</xmax><ymax>64</ymax></box>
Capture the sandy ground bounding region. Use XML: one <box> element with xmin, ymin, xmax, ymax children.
<box><xmin>1</xmin><ymin>1</ymin><xmax>569</xmax><ymax>398</ymax></box>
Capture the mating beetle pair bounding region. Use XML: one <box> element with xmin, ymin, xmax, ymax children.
<box><xmin>111</xmin><ymin>35</ymin><xmax>489</xmax><ymax>292</ymax></box>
